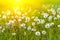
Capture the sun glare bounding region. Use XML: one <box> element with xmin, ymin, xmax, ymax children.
<box><xmin>0</xmin><ymin>0</ymin><xmax>43</xmax><ymax>8</ymax></box>
<box><xmin>15</xmin><ymin>0</ymin><xmax>21</xmax><ymax>2</ymax></box>
<box><xmin>0</xmin><ymin>0</ymin><xmax>44</xmax><ymax>16</ymax></box>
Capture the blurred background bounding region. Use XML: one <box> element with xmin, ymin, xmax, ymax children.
<box><xmin>0</xmin><ymin>0</ymin><xmax>60</xmax><ymax>8</ymax></box>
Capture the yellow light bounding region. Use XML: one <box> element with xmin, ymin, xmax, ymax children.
<box><xmin>0</xmin><ymin>0</ymin><xmax>44</xmax><ymax>16</ymax></box>
<box><xmin>15</xmin><ymin>0</ymin><xmax>21</xmax><ymax>2</ymax></box>
<box><xmin>0</xmin><ymin>0</ymin><xmax>44</xmax><ymax>8</ymax></box>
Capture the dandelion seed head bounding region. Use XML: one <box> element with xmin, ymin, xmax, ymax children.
<box><xmin>34</xmin><ymin>17</ymin><xmax>39</xmax><ymax>22</ymax></box>
<box><xmin>42</xmin><ymin>13</ymin><xmax>49</xmax><ymax>18</ymax></box>
<box><xmin>57</xmin><ymin>15</ymin><xmax>60</xmax><ymax>18</ymax></box>
<box><xmin>39</xmin><ymin>19</ymin><xmax>45</xmax><ymax>24</ymax></box>
<box><xmin>2</xmin><ymin>30</ymin><xmax>4</xmax><ymax>33</ymax></box>
<box><xmin>27</xmin><ymin>26</ymin><xmax>31</xmax><ymax>30</ymax></box>
<box><xmin>35</xmin><ymin>31</ymin><xmax>40</xmax><ymax>36</ymax></box>
<box><xmin>57</xmin><ymin>7</ymin><xmax>60</xmax><ymax>12</ymax></box>
<box><xmin>54</xmin><ymin>17</ymin><xmax>57</xmax><ymax>20</ymax></box>
<box><xmin>32</xmin><ymin>22</ymin><xmax>35</xmax><ymax>26</ymax></box>
<box><xmin>48</xmin><ymin>16</ymin><xmax>53</xmax><ymax>21</ymax></box>
<box><xmin>1</xmin><ymin>28</ymin><xmax>5</xmax><ymax>33</ymax></box>
<box><xmin>50</xmin><ymin>22</ymin><xmax>54</xmax><ymax>26</ymax></box>
<box><xmin>25</xmin><ymin>17</ymin><xmax>30</xmax><ymax>23</ymax></box>
<box><xmin>5</xmin><ymin>22</ymin><xmax>10</xmax><ymax>26</ymax></box>
<box><xmin>42</xmin><ymin>30</ymin><xmax>46</xmax><ymax>35</ymax></box>
<box><xmin>2</xmin><ymin>28</ymin><xmax>5</xmax><ymax>31</ymax></box>
<box><xmin>20</xmin><ymin>23</ymin><xmax>26</xmax><ymax>27</ymax></box>
<box><xmin>50</xmin><ymin>8</ymin><xmax>56</xmax><ymax>15</ymax></box>
<box><xmin>45</xmin><ymin>23</ymin><xmax>50</xmax><ymax>28</ymax></box>
<box><xmin>9</xmin><ymin>20</ymin><xmax>15</xmax><ymax>24</ymax></box>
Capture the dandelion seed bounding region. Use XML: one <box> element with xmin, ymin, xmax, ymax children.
<box><xmin>20</xmin><ymin>23</ymin><xmax>26</xmax><ymax>27</ymax></box>
<box><xmin>27</xmin><ymin>26</ymin><xmax>31</xmax><ymax>30</ymax></box>
<box><xmin>57</xmin><ymin>14</ymin><xmax>60</xmax><ymax>18</ymax></box>
<box><xmin>48</xmin><ymin>16</ymin><xmax>53</xmax><ymax>21</ymax></box>
<box><xmin>5</xmin><ymin>23</ymin><xmax>10</xmax><ymax>28</ymax></box>
<box><xmin>34</xmin><ymin>17</ymin><xmax>39</xmax><ymax>22</ymax></box>
<box><xmin>50</xmin><ymin>22</ymin><xmax>54</xmax><ymax>26</ymax></box>
<box><xmin>2</xmin><ymin>28</ymin><xmax>5</xmax><ymax>31</ymax></box>
<box><xmin>42</xmin><ymin>30</ymin><xmax>46</xmax><ymax>35</ymax></box>
<box><xmin>42</xmin><ymin>13</ymin><xmax>49</xmax><ymax>18</ymax></box>
<box><xmin>59</xmin><ymin>12</ymin><xmax>60</xmax><ymax>15</ymax></box>
<box><xmin>51</xmin><ymin>10</ymin><xmax>56</xmax><ymax>15</ymax></box>
<box><xmin>9</xmin><ymin>20</ymin><xmax>15</xmax><ymax>24</ymax></box>
<box><xmin>50</xmin><ymin>8</ymin><xmax>56</xmax><ymax>15</ymax></box>
<box><xmin>2</xmin><ymin>28</ymin><xmax>5</xmax><ymax>32</ymax></box>
<box><xmin>54</xmin><ymin>17</ymin><xmax>57</xmax><ymax>20</ymax></box>
<box><xmin>32</xmin><ymin>22</ymin><xmax>35</xmax><ymax>26</ymax></box>
<box><xmin>37</xmin><ymin>19</ymin><xmax>45</xmax><ymax>24</ymax></box>
<box><xmin>25</xmin><ymin>17</ymin><xmax>30</xmax><ymax>23</ymax></box>
<box><xmin>35</xmin><ymin>31</ymin><xmax>40</xmax><ymax>36</ymax></box>
<box><xmin>39</xmin><ymin>19</ymin><xmax>45</xmax><ymax>24</ymax></box>
<box><xmin>5</xmin><ymin>22</ymin><xmax>10</xmax><ymax>26</ymax></box>
<box><xmin>45</xmin><ymin>23</ymin><xmax>50</xmax><ymax>28</ymax></box>
<box><xmin>2</xmin><ymin>30</ymin><xmax>4</xmax><ymax>33</ymax></box>
<box><xmin>57</xmin><ymin>7</ymin><xmax>60</xmax><ymax>12</ymax></box>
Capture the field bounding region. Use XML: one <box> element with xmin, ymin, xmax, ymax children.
<box><xmin>0</xmin><ymin>0</ymin><xmax>60</xmax><ymax>40</ymax></box>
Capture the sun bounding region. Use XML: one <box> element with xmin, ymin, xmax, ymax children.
<box><xmin>15</xmin><ymin>0</ymin><xmax>21</xmax><ymax>2</ymax></box>
<box><xmin>0</xmin><ymin>0</ymin><xmax>44</xmax><ymax>9</ymax></box>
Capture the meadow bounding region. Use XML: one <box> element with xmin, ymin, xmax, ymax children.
<box><xmin>0</xmin><ymin>0</ymin><xmax>60</xmax><ymax>40</ymax></box>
